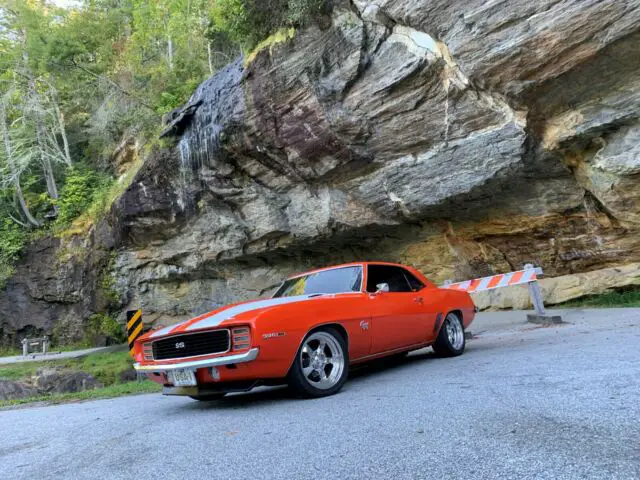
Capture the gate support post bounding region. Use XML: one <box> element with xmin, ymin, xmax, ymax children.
<box><xmin>524</xmin><ymin>264</ymin><xmax>563</xmax><ymax>325</ymax></box>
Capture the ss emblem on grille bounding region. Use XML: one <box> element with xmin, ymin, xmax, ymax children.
<box><xmin>175</xmin><ymin>341</ymin><xmax>186</xmax><ymax>349</ymax></box>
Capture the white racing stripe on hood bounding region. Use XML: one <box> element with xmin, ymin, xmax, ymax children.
<box><xmin>185</xmin><ymin>294</ymin><xmax>317</xmax><ymax>331</ymax></box>
<box><xmin>150</xmin><ymin>320</ymin><xmax>189</xmax><ymax>339</ymax></box>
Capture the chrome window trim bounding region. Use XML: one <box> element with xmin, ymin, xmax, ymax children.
<box><xmin>151</xmin><ymin>328</ymin><xmax>231</xmax><ymax>361</ymax></box>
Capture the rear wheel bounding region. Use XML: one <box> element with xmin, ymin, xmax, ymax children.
<box><xmin>189</xmin><ymin>393</ymin><xmax>226</xmax><ymax>401</ymax></box>
<box><xmin>432</xmin><ymin>312</ymin><xmax>465</xmax><ymax>357</ymax></box>
<box><xmin>288</xmin><ymin>328</ymin><xmax>348</xmax><ymax>398</ymax></box>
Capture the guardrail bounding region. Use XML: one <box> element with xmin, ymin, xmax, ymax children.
<box><xmin>442</xmin><ymin>264</ymin><xmax>562</xmax><ymax>324</ymax></box>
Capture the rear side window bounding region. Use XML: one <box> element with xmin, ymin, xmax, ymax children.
<box><xmin>405</xmin><ymin>271</ymin><xmax>424</xmax><ymax>291</ymax></box>
<box><xmin>366</xmin><ymin>265</ymin><xmax>424</xmax><ymax>293</ymax></box>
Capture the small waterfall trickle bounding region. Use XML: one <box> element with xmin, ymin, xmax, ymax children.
<box><xmin>169</xmin><ymin>57</ymin><xmax>245</xmax><ymax>212</ymax></box>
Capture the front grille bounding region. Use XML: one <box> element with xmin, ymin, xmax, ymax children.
<box><xmin>152</xmin><ymin>330</ymin><xmax>230</xmax><ymax>360</ymax></box>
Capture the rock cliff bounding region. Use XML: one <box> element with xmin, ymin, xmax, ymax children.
<box><xmin>2</xmin><ymin>0</ymin><xmax>640</xmax><ymax>338</ymax></box>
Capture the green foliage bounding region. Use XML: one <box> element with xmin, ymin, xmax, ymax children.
<box><xmin>211</xmin><ymin>0</ymin><xmax>327</xmax><ymax>50</ymax></box>
<box><xmin>245</xmin><ymin>28</ymin><xmax>296</xmax><ymax>65</ymax></box>
<box><xmin>56</xmin><ymin>167</ymin><xmax>112</xmax><ymax>225</ymax></box>
<box><xmin>557</xmin><ymin>287</ymin><xmax>640</xmax><ymax>309</ymax></box>
<box><xmin>0</xmin><ymin>218</ymin><xmax>26</xmax><ymax>289</ymax></box>
<box><xmin>0</xmin><ymin>381</ymin><xmax>160</xmax><ymax>408</ymax></box>
<box><xmin>85</xmin><ymin>314</ymin><xmax>127</xmax><ymax>345</ymax></box>
<box><xmin>0</xmin><ymin>349</ymin><xmax>160</xmax><ymax>407</ymax></box>
<box><xmin>0</xmin><ymin>349</ymin><xmax>134</xmax><ymax>383</ymax></box>
<box><xmin>0</xmin><ymin>345</ymin><xmax>21</xmax><ymax>357</ymax></box>
<box><xmin>99</xmin><ymin>253</ymin><xmax>121</xmax><ymax>308</ymax></box>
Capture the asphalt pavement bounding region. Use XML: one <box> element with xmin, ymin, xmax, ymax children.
<box><xmin>1</xmin><ymin>309</ymin><xmax>639</xmax><ymax>480</ymax></box>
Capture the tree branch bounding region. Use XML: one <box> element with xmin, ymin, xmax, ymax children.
<box><xmin>63</xmin><ymin>58</ymin><xmax>156</xmax><ymax>111</ymax></box>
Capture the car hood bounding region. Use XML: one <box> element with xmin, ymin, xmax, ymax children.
<box><xmin>140</xmin><ymin>294</ymin><xmax>323</xmax><ymax>340</ymax></box>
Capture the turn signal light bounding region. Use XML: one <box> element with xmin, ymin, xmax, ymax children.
<box><xmin>232</xmin><ymin>327</ymin><xmax>251</xmax><ymax>351</ymax></box>
<box><xmin>142</xmin><ymin>342</ymin><xmax>153</xmax><ymax>361</ymax></box>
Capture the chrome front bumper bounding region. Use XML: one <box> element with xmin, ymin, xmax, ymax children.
<box><xmin>133</xmin><ymin>347</ymin><xmax>259</xmax><ymax>373</ymax></box>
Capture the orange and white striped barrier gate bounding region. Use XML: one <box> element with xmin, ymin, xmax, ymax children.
<box><xmin>442</xmin><ymin>264</ymin><xmax>562</xmax><ymax>324</ymax></box>
<box><xmin>442</xmin><ymin>266</ymin><xmax>543</xmax><ymax>294</ymax></box>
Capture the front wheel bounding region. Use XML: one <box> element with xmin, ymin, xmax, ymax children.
<box><xmin>432</xmin><ymin>312</ymin><xmax>465</xmax><ymax>357</ymax></box>
<box><xmin>288</xmin><ymin>327</ymin><xmax>349</xmax><ymax>398</ymax></box>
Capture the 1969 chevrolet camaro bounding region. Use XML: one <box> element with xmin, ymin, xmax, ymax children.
<box><xmin>133</xmin><ymin>262</ymin><xmax>476</xmax><ymax>399</ymax></box>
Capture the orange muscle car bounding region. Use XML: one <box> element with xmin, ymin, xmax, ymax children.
<box><xmin>133</xmin><ymin>262</ymin><xmax>476</xmax><ymax>399</ymax></box>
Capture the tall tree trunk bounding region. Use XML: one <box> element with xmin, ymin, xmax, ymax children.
<box><xmin>168</xmin><ymin>34</ymin><xmax>174</xmax><ymax>70</ymax></box>
<box><xmin>23</xmin><ymin>52</ymin><xmax>59</xmax><ymax>207</ymax></box>
<box><xmin>207</xmin><ymin>42</ymin><xmax>214</xmax><ymax>75</ymax></box>
<box><xmin>0</xmin><ymin>103</ymin><xmax>40</xmax><ymax>227</ymax></box>
<box><xmin>48</xmin><ymin>81</ymin><xmax>72</xmax><ymax>167</ymax></box>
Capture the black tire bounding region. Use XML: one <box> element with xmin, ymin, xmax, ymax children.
<box><xmin>189</xmin><ymin>393</ymin><xmax>226</xmax><ymax>401</ymax></box>
<box><xmin>432</xmin><ymin>312</ymin><xmax>466</xmax><ymax>357</ymax></box>
<box><xmin>287</xmin><ymin>327</ymin><xmax>349</xmax><ymax>398</ymax></box>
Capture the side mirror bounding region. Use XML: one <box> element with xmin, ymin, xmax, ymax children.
<box><xmin>376</xmin><ymin>283</ymin><xmax>390</xmax><ymax>294</ymax></box>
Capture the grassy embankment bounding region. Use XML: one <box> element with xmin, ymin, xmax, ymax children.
<box><xmin>0</xmin><ymin>350</ymin><xmax>159</xmax><ymax>408</ymax></box>
<box><xmin>557</xmin><ymin>288</ymin><xmax>640</xmax><ymax>309</ymax></box>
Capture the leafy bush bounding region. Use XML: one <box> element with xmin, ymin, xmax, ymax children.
<box><xmin>56</xmin><ymin>167</ymin><xmax>113</xmax><ymax>226</ymax></box>
<box><xmin>85</xmin><ymin>314</ymin><xmax>126</xmax><ymax>345</ymax></box>
<box><xmin>0</xmin><ymin>218</ymin><xmax>26</xmax><ymax>289</ymax></box>
<box><xmin>211</xmin><ymin>0</ymin><xmax>328</xmax><ymax>50</ymax></box>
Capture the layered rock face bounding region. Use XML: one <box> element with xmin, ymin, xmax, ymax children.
<box><xmin>0</xmin><ymin>225</ymin><xmax>114</xmax><ymax>345</ymax></box>
<box><xmin>4</xmin><ymin>0</ymin><xmax>638</xmax><ymax>339</ymax></box>
<box><xmin>109</xmin><ymin>0</ymin><xmax>640</xmax><ymax>325</ymax></box>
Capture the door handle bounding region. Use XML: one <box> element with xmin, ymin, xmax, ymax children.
<box><xmin>413</xmin><ymin>297</ymin><xmax>424</xmax><ymax>304</ymax></box>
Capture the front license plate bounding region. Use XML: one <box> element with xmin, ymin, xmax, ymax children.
<box><xmin>168</xmin><ymin>369</ymin><xmax>197</xmax><ymax>387</ymax></box>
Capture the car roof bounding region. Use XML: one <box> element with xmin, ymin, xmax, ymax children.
<box><xmin>286</xmin><ymin>262</ymin><xmax>412</xmax><ymax>280</ymax></box>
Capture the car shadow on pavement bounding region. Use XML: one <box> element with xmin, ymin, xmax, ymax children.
<box><xmin>173</xmin><ymin>349</ymin><xmax>441</xmax><ymax>411</ymax></box>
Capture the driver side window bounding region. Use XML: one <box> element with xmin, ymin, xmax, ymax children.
<box><xmin>366</xmin><ymin>265</ymin><xmax>424</xmax><ymax>293</ymax></box>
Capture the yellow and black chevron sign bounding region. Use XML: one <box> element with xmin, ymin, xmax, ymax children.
<box><xmin>127</xmin><ymin>310</ymin><xmax>143</xmax><ymax>357</ymax></box>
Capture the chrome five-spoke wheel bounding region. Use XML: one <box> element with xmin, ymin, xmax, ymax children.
<box><xmin>433</xmin><ymin>311</ymin><xmax>466</xmax><ymax>357</ymax></box>
<box><xmin>288</xmin><ymin>327</ymin><xmax>349</xmax><ymax>398</ymax></box>
<box><xmin>445</xmin><ymin>313</ymin><xmax>465</xmax><ymax>350</ymax></box>
<box><xmin>300</xmin><ymin>331</ymin><xmax>345</xmax><ymax>390</ymax></box>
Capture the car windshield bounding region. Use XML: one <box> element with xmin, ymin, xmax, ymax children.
<box><xmin>273</xmin><ymin>266</ymin><xmax>363</xmax><ymax>298</ymax></box>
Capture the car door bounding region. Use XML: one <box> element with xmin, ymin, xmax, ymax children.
<box><xmin>367</xmin><ymin>265</ymin><xmax>433</xmax><ymax>353</ymax></box>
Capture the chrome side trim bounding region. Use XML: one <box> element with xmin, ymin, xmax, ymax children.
<box><xmin>134</xmin><ymin>347</ymin><xmax>259</xmax><ymax>372</ymax></box>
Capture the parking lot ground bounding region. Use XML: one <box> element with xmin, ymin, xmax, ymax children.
<box><xmin>1</xmin><ymin>308</ymin><xmax>639</xmax><ymax>479</ymax></box>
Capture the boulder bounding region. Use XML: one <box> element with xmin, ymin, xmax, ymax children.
<box><xmin>0</xmin><ymin>380</ymin><xmax>38</xmax><ymax>401</ymax></box>
<box><xmin>33</xmin><ymin>367</ymin><xmax>103</xmax><ymax>394</ymax></box>
<box><xmin>118</xmin><ymin>368</ymin><xmax>138</xmax><ymax>383</ymax></box>
<box><xmin>34</xmin><ymin>367</ymin><xmax>63</xmax><ymax>391</ymax></box>
<box><xmin>49</xmin><ymin>372</ymin><xmax>103</xmax><ymax>394</ymax></box>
